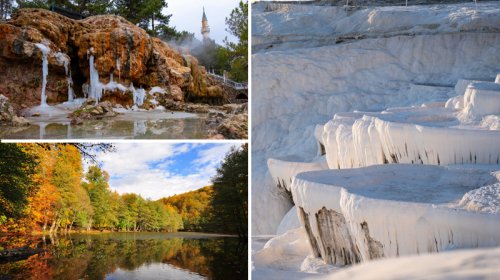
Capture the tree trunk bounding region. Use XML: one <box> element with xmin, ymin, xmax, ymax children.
<box><xmin>151</xmin><ymin>14</ymin><xmax>155</xmax><ymax>35</ymax></box>
<box><xmin>69</xmin><ymin>219</ymin><xmax>74</xmax><ymax>233</ymax></box>
<box><xmin>54</xmin><ymin>218</ymin><xmax>61</xmax><ymax>233</ymax></box>
<box><xmin>50</xmin><ymin>219</ymin><xmax>56</xmax><ymax>233</ymax></box>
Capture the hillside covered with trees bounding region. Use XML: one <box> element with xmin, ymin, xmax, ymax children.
<box><xmin>0</xmin><ymin>143</ymin><xmax>248</xmax><ymax>236</ymax></box>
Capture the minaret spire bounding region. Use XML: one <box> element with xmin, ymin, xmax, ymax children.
<box><xmin>201</xmin><ymin>7</ymin><xmax>210</xmax><ymax>41</ymax></box>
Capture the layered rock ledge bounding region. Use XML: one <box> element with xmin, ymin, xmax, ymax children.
<box><xmin>292</xmin><ymin>164</ymin><xmax>500</xmax><ymax>265</ymax></box>
<box><xmin>0</xmin><ymin>9</ymin><xmax>224</xmax><ymax>112</ymax></box>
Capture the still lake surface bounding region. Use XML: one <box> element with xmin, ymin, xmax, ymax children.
<box><xmin>0</xmin><ymin>232</ymin><xmax>247</xmax><ymax>280</ymax></box>
<box><xmin>0</xmin><ymin>111</ymin><xmax>209</xmax><ymax>139</ymax></box>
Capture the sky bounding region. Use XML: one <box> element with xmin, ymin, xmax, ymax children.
<box><xmin>90</xmin><ymin>143</ymin><xmax>236</xmax><ymax>200</ymax></box>
<box><xmin>165</xmin><ymin>0</ymin><xmax>240</xmax><ymax>44</ymax></box>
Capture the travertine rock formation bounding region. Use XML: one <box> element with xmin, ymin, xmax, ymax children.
<box><xmin>0</xmin><ymin>9</ymin><xmax>223</xmax><ymax>111</ymax></box>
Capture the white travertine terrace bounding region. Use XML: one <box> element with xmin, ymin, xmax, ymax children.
<box><xmin>292</xmin><ymin>165</ymin><xmax>500</xmax><ymax>265</ymax></box>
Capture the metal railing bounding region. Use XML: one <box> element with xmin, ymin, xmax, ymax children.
<box><xmin>207</xmin><ymin>71</ymin><xmax>248</xmax><ymax>90</ymax></box>
<box><xmin>50</xmin><ymin>4</ymin><xmax>86</xmax><ymax>19</ymax></box>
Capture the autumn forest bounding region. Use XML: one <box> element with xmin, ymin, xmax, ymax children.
<box><xmin>0</xmin><ymin>143</ymin><xmax>248</xmax><ymax>237</ymax></box>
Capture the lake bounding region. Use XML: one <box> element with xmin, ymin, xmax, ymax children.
<box><xmin>0</xmin><ymin>232</ymin><xmax>247</xmax><ymax>280</ymax></box>
<box><xmin>0</xmin><ymin>111</ymin><xmax>210</xmax><ymax>139</ymax></box>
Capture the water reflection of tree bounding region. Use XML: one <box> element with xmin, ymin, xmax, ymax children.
<box><xmin>0</xmin><ymin>235</ymin><xmax>246</xmax><ymax>280</ymax></box>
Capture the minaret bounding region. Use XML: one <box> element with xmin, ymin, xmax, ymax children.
<box><xmin>201</xmin><ymin>7</ymin><xmax>210</xmax><ymax>41</ymax></box>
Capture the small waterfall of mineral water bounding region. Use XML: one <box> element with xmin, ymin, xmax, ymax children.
<box><xmin>129</xmin><ymin>83</ymin><xmax>146</xmax><ymax>107</ymax></box>
<box><xmin>88</xmin><ymin>48</ymin><xmax>103</xmax><ymax>103</ymax></box>
<box><xmin>116</xmin><ymin>58</ymin><xmax>121</xmax><ymax>83</ymax></box>
<box><xmin>60</xmin><ymin>55</ymin><xmax>75</xmax><ymax>102</ymax></box>
<box><xmin>35</xmin><ymin>43</ymin><xmax>50</xmax><ymax>106</ymax></box>
<box><xmin>67</xmin><ymin>72</ymin><xmax>75</xmax><ymax>102</ymax></box>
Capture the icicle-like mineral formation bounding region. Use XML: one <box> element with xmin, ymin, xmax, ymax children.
<box><xmin>292</xmin><ymin>165</ymin><xmax>500</xmax><ymax>265</ymax></box>
<box><xmin>129</xmin><ymin>83</ymin><xmax>146</xmax><ymax>107</ymax></box>
<box><xmin>315</xmin><ymin>78</ymin><xmax>500</xmax><ymax>169</ymax></box>
<box><xmin>67</xmin><ymin>72</ymin><xmax>75</xmax><ymax>102</ymax></box>
<box><xmin>55</xmin><ymin>52</ymin><xmax>75</xmax><ymax>102</ymax></box>
<box><xmin>267</xmin><ymin>75</ymin><xmax>500</xmax><ymax>267</ymax></box>
<box><xmin>149</xmin><ymin>86</ymin><xmax>166</xmax><ymax>95</ymax></box>
<box><xmin>116</xmin><ymin>58</ymin><xmax>121</xmax><ymax>83</ymax></box>
<box><xmin>88</xmin><ymin>48</ymin><xmax>103</xmax><ymax>103</ymax></box>
<box><xmin>34</xmin><ymin>43</ymin><xmax>50</xmax><ymax>106</ymax></box>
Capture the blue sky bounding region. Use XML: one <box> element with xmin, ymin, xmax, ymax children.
<box><xmin>93</xmin><ymin>143</ymin><xmax>236</xmax><ymax>200</ymax></box>
<box><xmin>166</xmin><ymin>0</ymin><xmax>241</xmax><ymax>44</ymax></box>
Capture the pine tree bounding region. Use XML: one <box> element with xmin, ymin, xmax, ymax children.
<box><xmin>209</xmin><ymin>144</ymin><xmax>248</xmax><ymax>237</ymax></box>
<box><xmin>224</xmin><ymin>1</ymin><xmax>248</xmax><ymax>82</ymax></box>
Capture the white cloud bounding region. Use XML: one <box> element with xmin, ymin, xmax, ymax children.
<box><xmin>192</xmin><ymin>143</ymin><xmax>238</xmax><ymax>176</ymax></box>
<box><xmin>166</xmin><ymin>0</ymin><xmax>239</xmax><ymax>44</ymax></box>
<box><xmin>92</xmin><ymin>143</ymin><xmax>237</xmax><ymax>200</ymax></box>
<box><xmin>109</xmin><ymin>170</ymin><xmax>210</xmax><ymax>200</ymax></box>
<box><xmin>97</xmin><ymin>143</ymin><xmax>184</xmax><ymax>176</ymax></box>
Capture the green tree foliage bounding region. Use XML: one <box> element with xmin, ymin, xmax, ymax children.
<box><xmin>15</xmin><ymin>0</ymin><xmax>48</xmax><ymax>10</ymax></box>
<box><xmin>191</xmin><ymin>40</ymin><xmax>230</xmax><ymax>75</ymax></box>
<box><xmin>1</xmin><ymin>144</ymin><xmax>245</xmax><ymax>235</ymax></box>
<box><xmin>209</xmin><ymin>144</ymin><xmax>248</xmax><ymax>237</ymax></box>
<box><xmin>15</xmin><ymin>0</ymin><xmax>112</xmax><ymax>16</ymax></box>
<box><xmin>118</xmin><ymin>193</ymin><xmax>143</xmax><ymax>231</ymax></box>
<box><xmin>159</xmin><ymin>27</ymin><xmax>195</xmax><ymax>45</ymax></box>
<box><xmin>115</xmin><ymin>0</ymin><xmax>172</xmax><ymax>36</ymax></box>
<box><xmin>188</xmin><ymin>1</ymin><xmax>248</xmax><ymax>81</ymax></box>
<box><xmin>84</xmin><ymin>165</ymin><xmax>117</xmax><ymax>229</ymax></box>
<box><xmin>51</xmin><ymin>145</ymin><xmax>92</xmax><ymax>232</ymax></box>
<box><xmin>0</xmin><ymin>0</ymin><xmax>14</xmax><ymax>19</ymax></box>
<box><xmin>73</xmin><ymin>0</ymin><xmax>113</xmax><ymax>16</ymax></box>
<box><xmin>223</xmin><ymin>1</ymin><xmax>248</xmax><ymax>82</ymax></box>
<box><xmin>0</xmin><ymin>143</ymin><xmax>37</xmax><ymax>222</ymax></box>
<box><xmin>160</xmin><ymin>186</ymin><xmax>213</xmax><ymax>231</ymax></box>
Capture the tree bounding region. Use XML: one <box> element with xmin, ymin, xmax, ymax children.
<box><xmin>158</xmin><ymin>27</ymin><xmax>195</xmax><ymax>45</ymax></box>
<box><xmin>163</xmin><ymin>204</ymin><xmax>182</xmax><ymax>232</ymax></box>
<box><xmin>115</xmin><ymin>0</ymin><xmax>172</xmax><ymax>36</ymax></box>
<box><xmin>0</xmin><ymin>143</ymin><xmax>38</xmax><ymax>223</ymax></box>
<box><xmin>0</xmin><ymin>0</ymin><xmax>13</xmax><ymax>19</ymax></box>
<box><xmin>72</xmin><ymin>0</ymin><xmax>113</xmax><ymax>16</ymax></box>
<box><xmin>25</xmin><ymin>145</ymin><xmax>60</xmax><ymax>232</ymax></box>
<box><xmin>15</xmin><ymin>0</ymin><xmax>49</xmax><ymax>10</ymax></box>
<box><xmin>51</xmin><ymin>145</ymin><xmax>92</xmax><ymax>233</ymax></box>
<box><xmin>0</xmin><ymin>143</ymin><xmax>199</xmax><ymax>234</ymax></box>
<box><xmin>85</xmin><ymin>165</ymin><xmax>117</xmax><ymax>229</ymax></box>
<box><xmin>15</xmin><ymin>0</ymin><xmax>112</xmax><ymax>16</ymax></box>
<box><xmin>120</xmin><ymin>193</ymin><xmax>144</xmax><ymax>231</ymax></box>
<box><xmin>191</xmin><ymin>40</ymin><xmax>219</xmax><ymax>73</ymax></box>
<box><xmin>160</xmin><ymin>186</ymin><xmax>213</xmax><ymax>232</ymax></box>
<box><xmin>223</xmin><ymin>1</ymin><xmax>248</xmax><ymax>82</ymax></box>
<box><xmin>209</xmin><ymin>144</ymin><xmax>248</xmax><ymax>237</ymax></box>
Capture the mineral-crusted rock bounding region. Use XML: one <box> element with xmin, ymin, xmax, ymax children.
<box><xmin>0</xmin><ymin>94</ymin><xmax>29</xmax><ymax>126</ymax></box>
<box><xmin>70</xmin><ymin>100</ymin><xmax>117</xmax><ymax>124</ymax></box>
<box><xmin>0</xmin><ymin>9</ymin><xmax>221</xmax><ymax>112</ymax></box>
<box><xmin>292</xmin><ymin>165</ymin><xmax>500</xmax><ymax>265</ymax></box>
<box><xmin>168</xmin><ymin>85</ymin><xmax>184</xmax><ymax>102</ymax></box>
<box><xmin>216</xmin><ymin>113</ymin><xmax>248</xmax><ymax>139</ymax></box>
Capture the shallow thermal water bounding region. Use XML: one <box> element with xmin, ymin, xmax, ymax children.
<box><xmin>0</xmin><ymin>232</ymin><xmax>247</xmax><ymax>280</ymax></box>
<box><xmin>0</xmin><ymin>109</ymin><xmax>210</xmax><ymax>139</ymax></box>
